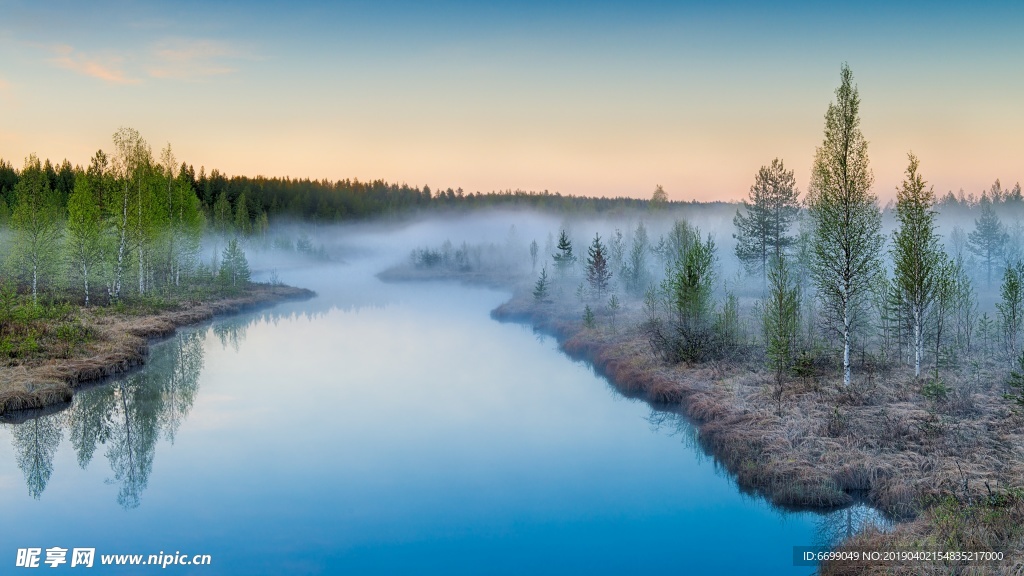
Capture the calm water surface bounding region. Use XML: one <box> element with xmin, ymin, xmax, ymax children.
<box><xmin>0</xmin><ymin>249</ymin><xmax>869</xmax><ymax>574</ymax></box>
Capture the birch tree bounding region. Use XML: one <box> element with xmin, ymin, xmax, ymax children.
<box><xmin>807</xmin><ymin>64</ymin><xmax>883</xmax><ymax>387</ymax></box>
<box><xmin>109</xmin><ymin>128</ymin><xmax>151</xmax><ymax>300</ymax></box>
<box><xmin>891</xmin><ymin>153</ymin><xmax>941</xmax><ymax>378</ymax></box>
<box><xmin>10</xmin><ymin>155</ymin><xmax>62</xmax><ymax>304</ymax></box>
<box><xmin>66</xmin><ymin>176</ymin><xmax>105</xmax><ymax>306</ymax></box>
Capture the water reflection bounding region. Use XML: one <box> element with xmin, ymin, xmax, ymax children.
<box><xmin>815</xmin><ymin>504</ymin><xmax>893</xmax><ymax>548</ymax></box>
<box><xmin>5</xmin><ymin>329</ymin><xmax>206</xmax><ymax>508</ymax></box>
<box><xmin>11</xmin><ymin>412</ymin><xmax>63</xmax><ymax>499</ymax></box>
<box><xmin>645</xmin><ymin>407</ymin><xmax>893</xmax><ymax>549</ymax></box>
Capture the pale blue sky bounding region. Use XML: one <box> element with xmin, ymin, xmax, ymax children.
<box><xmin>1</xmin><ymin>0</ymin><xmax>1022</xmax><ymax>201</ymax></box>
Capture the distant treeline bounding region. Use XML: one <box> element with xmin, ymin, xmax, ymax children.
<box><xmin>0</xmin><ymin>150</ymin><xmax>695</xmax><ymax>229</ymax></box>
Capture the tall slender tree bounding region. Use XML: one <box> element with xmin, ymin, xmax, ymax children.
<box><xmin>11</xmin><ymin>155</ymin><xmax>63</xmax><ymax>304</ymax></box>
<box><xmin>807</xmin><ymin>64</ymin><xmax>883</xmax><ymax>387</ymax></box>
<box><xmin>66</xmin><ymin>176</ymin><xmax>106</xmax><ymax>306</ymax></box>
<box><xmin>623</xmin><ymin>220</ymin><xmax>650</xmax><ymax>295</ymax></box>
<box><xmin>585</xmin><ymin>233</ymin><xmax>612</xmax><ymax>299</ymax></box>
<box><xmin>762</xmin><ymin>253</ymin><xmax>800</xmax><ymax>406</ymax></box>
<box><xmin>734</xmin><ymin>158</ymin><xmax>800</xmax><ymax>281</ymax></box>
<box><xmin>891</xmin><ymin>153</ymin><xmax>941</xmax><ymax>378</ymax></box>
<box><xmin>998</xmin><ymin>261</ymin><xmax>1024</xmax><ymax>364</ymax></box>
<box><xmin>109</xmin><ymin>127</ymin><xmax>151</xmax><ymax>300</ymax></box>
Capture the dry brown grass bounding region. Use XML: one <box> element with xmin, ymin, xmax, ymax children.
<box><xmin>492</xmin><ymin>287</ymin><xmax>1024</xmax><ymax>572</ymax></box>
<box><xmin>0</xmin><ymin>284</ymin><xmax>313</xmax><ymax>417</ymax></box>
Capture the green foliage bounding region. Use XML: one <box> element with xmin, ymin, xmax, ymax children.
<box><xmin>213</xmin><ymin>191</ymin><xmax>232</xmax><ymax>232</ymax></box>
<box><xmin>968</xmin><ymin>202</ymin><xmax>1007</xmax><ymax>286</ymax></box>
<box><xmin>607</xmin><ymin>293</ymin><xmax>621</xmax><ymax>329</ymax></box>
<box><xmin>622</xmin><ymin>220</ymin><xmax>650</xmax><ymax>295</ymax></box>
<box><xmin>11</xmin><ymin>154</ymin><xmax>63</xmax><ymax>304</ymax></box>
<box><xmin>664</xmin><ymin>230</ymin><xmax>716</xmax><ymax>328</ymax></box>
<box><xmin>1004</xmin><ymin>349</ymin><xmax>1024</xmax><ymax>409</ymax></box>
<box><xmin>891</xmin><ymin>153</ymin><xmax>941</xmax><ymax>378</ymax></box>
<box><xmin>716</xmin><ymin>290</ymin><xmax>740</xmax><ymax>348</ymax></box>
<box><xmin>582</xmin><ymin>304</ymin><xmax>596</xmax><ymax>329</ymax></box>
<box><xmin>552</xmin><ymin>229</ymin><xmax>575</xmax><ymax>276</ymax></box>
<box><xmin>218</xmin><ymin>239</ymin><xmax>251</xmax><ymax>290</ymax></box>
<box><xmin>66</xmin><ymin>175</ymin><xmax>106</xmax><ymax>306</ymax></box>
<box><xmin>921</xmin><ymin>378</ymin><xmax>949</xmax><ymax>402</ymax></box>
<box><xmin>644</xmin><ymin>224</ymin><xmax>725</xmax><ymax>364</ymax></box>
<box><xmin>807</xmin><ymin>64</ymin><xmax>883</xmax><ymax>387</ymax></box>
<box><xmin>585</xmin><ymin>233</ymin><xmax>612</xmax><ymax>299</ymax></box>
<box><xmin>733</xmin><ymin>158</ymin><xmax>800</xmax><ymax>280</ymax></box>
<box><xmin>234</xmin><ymin>192</ymin><xmax>251</xmax><ymax>234</ymax></box>
<box><xmin>533</xmin><ymin>266</ymin><xmax>551</xmax><ymax>303</ymax></box>
<box><xmin>762</xmin><ymin>254</ymin><xmax>801</xmax><ymax>387</ymax></box>
<box><xmin>997</xmin><ymin>261</ymin><xmax>1024</xmax><ymax>362</ymax></box>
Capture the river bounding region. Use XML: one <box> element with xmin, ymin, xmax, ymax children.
<box><xmin>0</xmin><ymin>241</ymin><xmax>876</xmax><ymax>574</ymax></box>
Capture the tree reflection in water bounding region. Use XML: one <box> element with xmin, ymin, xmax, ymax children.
<box><xmin>11</xmin><ymin>412</ymin><xmax>63</xmax><ymax>499</ymax></box>
<box><xmin>5</xmin><ymin>328</ymin><xmax>207</xmax><ymax>508</ymax></box>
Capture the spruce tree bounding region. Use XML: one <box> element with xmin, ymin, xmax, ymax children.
<box><xmin>552</xmin><ymin>229</ymin><xmax>575</xmax><ymax>277</ymax></box>
<box><xmin>533</xmin><ymin>266</ymin><xmax>551</xmax><ymax>303</ymax></box>
<box><xmin>585</xmin><ymin>233</ymin><xmax>612</xmax><ymax>299</ymax></box>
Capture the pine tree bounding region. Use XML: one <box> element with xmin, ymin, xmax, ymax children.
<box><xmin>733</xmin><ymin>158</ymin><xmax>800</xmax><ymax>281</ymax></box>
<box><xmin>529</xmin><ymin>239</ymin><xmax>539</xmax><ymax>272</ymax></box>
<box><xmin>807</xmin><ymin>64</ymin><xmax>883</xmax><ymax>387</ymax></box>
<box><xmin>968</xmin><ymin>202</ymin><xmax>1008</xmax><ymax>286</ymax></box>
<box><xmin>585</xmin><ymin>233</ymin><xmax>612</xmax><ymax>299</ymax></box>
<box><xmin>891</xmin><ymin>153</ymin><xmax>941</xmax><ymax>378</ymax></box>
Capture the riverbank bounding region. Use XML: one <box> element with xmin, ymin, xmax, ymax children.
<box><xmin>486</xmin><ymin>287</ymin><xmax>1024</xmax><ymax>574</ymax></box>
<box><xmin>0</xmin><ymin>283</ymin><xmax>314</xmax><ymax>416</ymax></box>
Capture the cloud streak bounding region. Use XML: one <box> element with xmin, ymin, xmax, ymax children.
<box><xmin>147</xmin><ymin>38</ymin><xmax>247</xmax><ymax>81</ymax></box>
<box><xmin>49</xmin><ymin>44</ymin><xmax>139</xmax><ymax>84</ymax></box>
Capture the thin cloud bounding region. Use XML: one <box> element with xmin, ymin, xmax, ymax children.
<box><xmin>49</xmin><ymin>44</ymin><xmax>139</xmax><ymax>85</ymax></box>
<box><xmin>147</xmin><ymin>38</ymin><xmax>248</xmax><ymax>80</ymax></box>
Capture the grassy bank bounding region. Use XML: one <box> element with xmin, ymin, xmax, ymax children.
<box><xmin>483</xmin><ymin>285</ymin><xmax>1024</xmax><ymax>574</ymax></box>
<box><xmin>0</xmin><ymin>283</ymin><xmax>314</xmax><ymax>416</ymax></box>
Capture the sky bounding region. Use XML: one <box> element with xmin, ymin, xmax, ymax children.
<box><xmin>1</xmin><ymin>0</ymin><xmax>1022</xmax><ymax>202</ymax></box>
